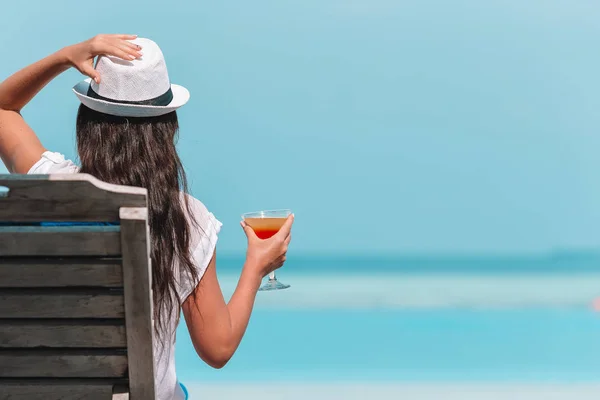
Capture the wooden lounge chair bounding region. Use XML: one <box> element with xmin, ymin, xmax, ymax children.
<box><xmin>0</xmin><ymin>174</ymin><xmax>156</xmax><ymax>399</ymax></box>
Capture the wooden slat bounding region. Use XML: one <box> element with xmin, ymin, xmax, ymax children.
<box><xmin>0</xmin><ymin>320</ymin><xmax>126</xmax><ymax>348</ymax></box>
<box><xmin>0</xmin><ymin>174</ymin><xmax>146</xmax><ymax>222</ymax></box>
<box><xmin>0</xmin><ymin>226</ymin><xmax>121</xmax><ymax>256</ymax></box>
<box><xmin>113</xmin><ymin>383</ymin><xmax>130</xmax><ymax>399</ymax></box>
<box><xmin>0</xmin><ymin>289</ymin><xmax>124</xmax><ymax>318</ymax></box>
<box><xmin>120</xmin><ymin>207</ymin><xmax>156</xmax><ymax>400</ymax></box>
<box><xmin>0</xmin><ymin>349</ymin><xmax>128</xmax><ymax>378</ymax></box>
<box><xmin>0</xmin><ymin>258</ymin><xmax>123</xmax><ymax>288</ymax></box>
<box><xmin>0</xmin><ymin>379</ymin><xmax>128</xmax><ymax>400</ymax></box>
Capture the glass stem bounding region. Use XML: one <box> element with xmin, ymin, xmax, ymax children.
<box><xmin>268</xmin><ymin>271</ymin><xmax>276</xmax><ymax>281</ymax></box>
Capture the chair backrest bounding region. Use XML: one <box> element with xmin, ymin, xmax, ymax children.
<box><xmin>0</xmin><ymin>174</ymin><xmax>155</xmax><ymax>400</ymax></box>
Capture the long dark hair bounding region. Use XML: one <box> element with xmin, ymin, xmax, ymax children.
<box><xmin>76</xmin><ymin>104</ymin><xmax>198</xmax><ymax>339</ymax></box>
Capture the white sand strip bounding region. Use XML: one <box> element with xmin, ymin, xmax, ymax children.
<box><xmin>218</xmin><ymin>273</ymin><xmax>600</xmax><ymax>309</ymax></box>
<box><xmin>186</xmin><ymin>383</ymin><xmax>600</xmax><ymax>399</ymax></box>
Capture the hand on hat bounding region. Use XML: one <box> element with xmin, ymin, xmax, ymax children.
<box><xmin>62</xmin><ymin>34</ymin><xmax>143</xmax><ymax>84</ymax></box>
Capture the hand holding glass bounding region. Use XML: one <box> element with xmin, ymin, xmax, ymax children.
<box><xmin>242</xmin><ymin>209</ymin><xmax>292</xmax><ymax>291</ymax></box>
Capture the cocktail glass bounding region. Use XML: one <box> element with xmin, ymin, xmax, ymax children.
<box><xmin>242</xmin><ymin>209</ymin><xmax>292</xmax><ymax>291</ymax></box>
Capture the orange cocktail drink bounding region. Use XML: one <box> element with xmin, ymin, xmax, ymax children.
<box><xmin>243</xmin><ymin>217</ymin><xmax>287</xmax><ymax>239</ymax></box>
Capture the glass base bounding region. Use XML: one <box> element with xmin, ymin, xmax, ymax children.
<box><xmin>259</xmin><ymin>278</ymin><xmax>290</xmax><ymax>291</ymax></box>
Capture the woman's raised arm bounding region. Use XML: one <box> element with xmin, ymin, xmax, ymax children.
<box><xmin>0</xmin><ymin>34</ymin><xmax>141</xmax><ymax>173</ymax></box>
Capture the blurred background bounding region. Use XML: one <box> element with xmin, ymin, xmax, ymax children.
<box><xmin>2</xmin><ymin>0</ymin><xmax>600</xmax><ymax>398</ymax></box>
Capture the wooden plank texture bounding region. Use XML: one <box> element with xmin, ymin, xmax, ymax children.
<box><xmin>0</xmin><ymin>227</ymin><xmax>121</xmax><ymax>257</ymax></box>
<box><xmin>112</xmin><ymin>383</ymin><xmax>130</xmax><ymax>399</ymax></box>
<box><xmin>0</xmin><ymin>349</ymin><xmax>128</xmax><ymax>378</ymax></box>
<box><xmin>0</xmin><ymin>320</ymin><xmax>126</xmax><ymax>348</ymax></box>
<box><xmin>0</xmin><ymin>379</ymin><xmax>127</xmax><ymax>400</ymax></box>
<box><xmin>0</xmin><ymin>174</ymin><xmax>146</xmax><ymax>222</ymax></box>
<box><xmin>0</xmin><ymin>258</ymin><xmax>123</xmax><ymax>288</ymax></box>
<box><xmin>120</xmin><ymin>207</ymin><xmax>156</xmax><ymax>400</ymax></box>
<box><xmin>0</xmin><ymin>289</ymin><xmax>124</xmax><ymax>318</ymax></box>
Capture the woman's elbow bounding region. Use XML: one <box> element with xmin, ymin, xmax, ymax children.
<box><xmin>206</xmin><ymin>355</ymin><xmax>231</xmax><ymax>369</ymax></box>
<box><xmin>197</xmin><ymin>343</ymin><xmax>235</xmax><ymax>369</ymax></box>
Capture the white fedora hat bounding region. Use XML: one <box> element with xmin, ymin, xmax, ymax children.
<box><xmin>73</xmin><ymin>37</ymin><xmax>189</xmax><ymax>118</ymax></box>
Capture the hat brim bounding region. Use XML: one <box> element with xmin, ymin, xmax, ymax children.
<box><xmin>73</xmin><ymin>78</ymin><xmax>189</xmax><ymax>118</ymax></box>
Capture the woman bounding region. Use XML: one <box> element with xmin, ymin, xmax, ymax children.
<box><xmin>0</xmin><ymin>34</ymin><xmax>293</xmax><ymax>400</ymax></box>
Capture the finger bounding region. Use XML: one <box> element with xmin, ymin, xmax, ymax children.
<box><xmin>121</xmin><ymin>40</ymin><xmax>143</xmax><ymax>51</ymax></box>
<box><xmin>272</xmin><ymin>259</ymin><xmax>284</xmax><ymax>271</ymax></box>
<box><xmin>109</xmin><ymin>37</ymin><xmax>142</xmax><ymax>51</ymax></box>
<box><xmin>94</xmin><ymin>41</ymin><xmax>135</xmax><ymax>60</ymax></box>
<box><xmin>284</xmin><ymin>234</ymin><xmax>291</xmax><ymax>246</ymax></box>
<box><xmin>80</xmin><ymin>62</ymin><xmax>101</xmax><ymax>84</ymax></box>
<box><xmin>113</xmin><ymin>42</ymin><xmax>142</xmax><ymax>58</ymax></box>
<box><xmin>275</xmin><ymin>214</ymin><xmax>294</xmax><ymax>239</ymax></box>
<box><xmin>240</xmin><ymin>221</ymin><xmax>258</xmax><ymax>241</ymax></box>
<box><xmin>121</xmin><ymin>45</ymin><xmax>142</xmax><ymax>59</ymax></box>
<box><xmin>106</xmin><ymin>46</ymin><xmax>138</xmax><ymax>61</ymax></box>
<box><xmin>114</xmin><ymin>34</ymin><xmax>138</xmax><ymax>40</ymax></box>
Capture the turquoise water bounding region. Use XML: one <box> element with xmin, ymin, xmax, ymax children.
<box><xmin>175</xmin><ymin>256</ymin><xmax>600</xmax><ymax>384</ymax></box>
<box><xmin>177</xmin><ymin>309</ymin><xmax>600</xmax><ymax>383</ymax></box>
